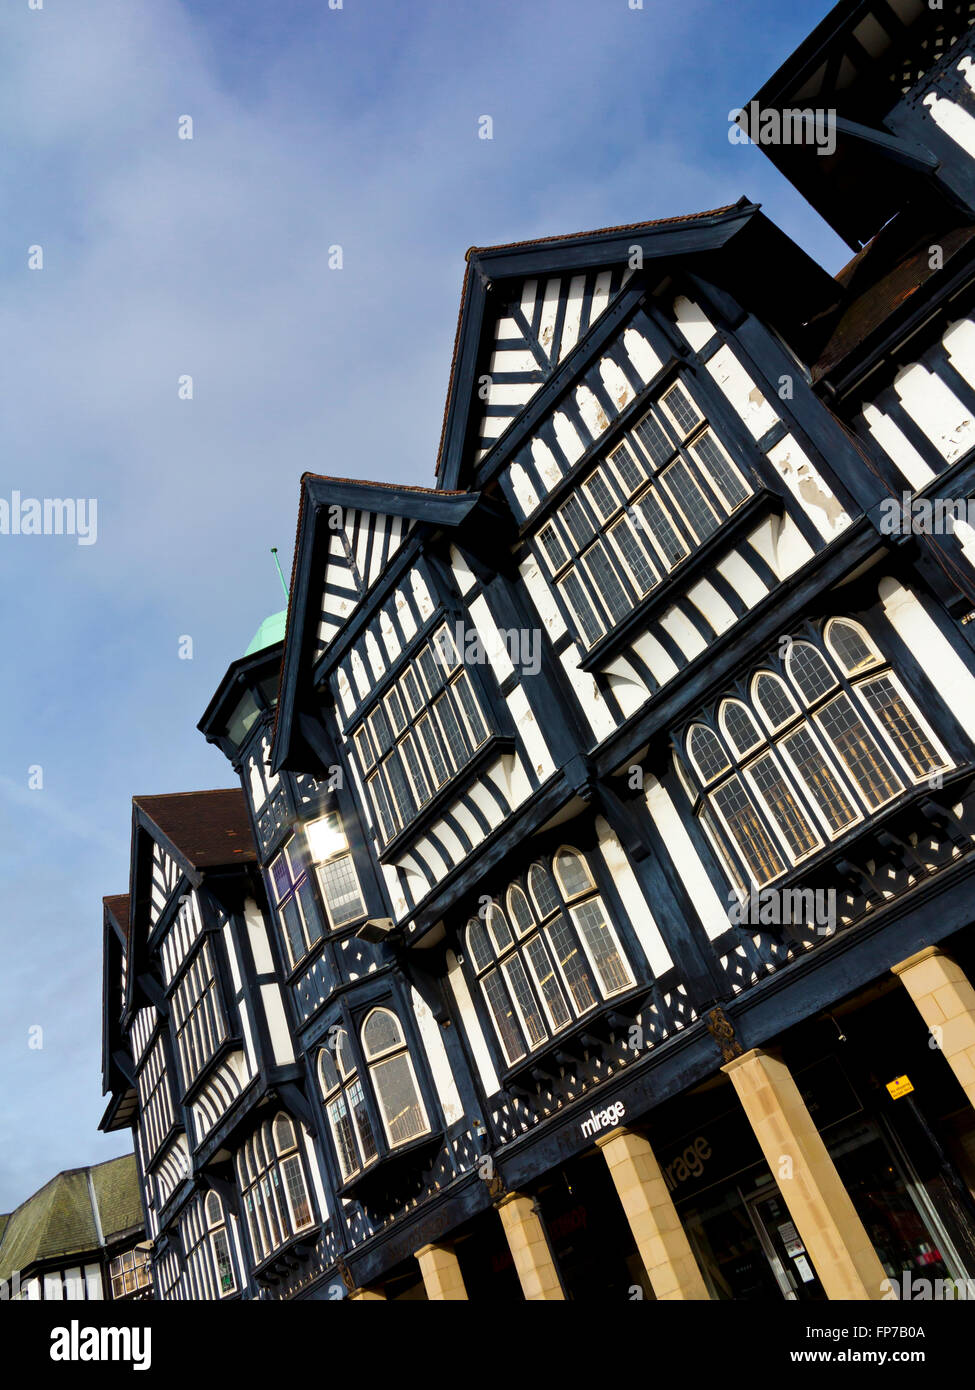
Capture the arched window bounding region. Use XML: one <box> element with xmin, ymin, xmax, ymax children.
<box><xmin>682</xmin><ymin>623</ymin><xmax>951</xmax><ymax>886</ymax></box>
<box><xmin>688</xmin><ymin>725</ymin><xmax>729</xmax><ymax>783</ymax></box>
<box><xmin>486</xmin><ymin>904</ymin><xmax>514</xmax><ymax>954</ymax></box>
<box><xmin>824</xmin><ymin>618</ymin><xmax>946</xmax><ymax>780</ymax></box>
<box><xmin>273</xmin><ymin>1113</ymin><xmax>296</xmax><ymax>1154</ymax></box>
<box><xmin>467</xmin><ymin>850</ymin><xmax>635</xmax><ymax>1069</ymax></box>
<box><xmin>786</xmin><ymin>641</ymin><xmax>837</xmax><ymax>702</ymax></box>
<box><xmin>204</xmin><ymin>1192</ymin><xmax>236</xmax><ymax>1296</ymax></box>
<box><xmin>235</xmin><ymin>1114</ymin><xmax>314</xmax><ymax>1264</ymax></box>
<box><xmin>825</xmin><ymin>618</ymin><xmax>880</xmax><ymax>675</ymax></box>
<box><xmin>318</xmin><ymin>1031</ymin><xmax>378</xmax><ymax>1182</ymax></box>
<box><xmin>720</xmin><ymin>700</ymin><xmax>762</xmax><ymax>757</ymax></box>
<box><xmin>304</xmin><ymin>813</ymin><xmax>366</xmax><ymax>929</ymax></box>
<box><xmin>754</xmin><ymin>672</ymin><xmax>798</xmax><ymax>731</ymax></box>
<box><xmin>506</xmin><ymin>886</ymin><xmax>534</xmax><ymax>936</ymax></box>
<box><xmin>361</xmin><ymin>1008</ymin><xmax>430</xmax><ymax>1148</ymax></box>
<box><xmin>553</xmin><ymin>848</ymin><xmax>593</xmax><ymax>898</ymax></box>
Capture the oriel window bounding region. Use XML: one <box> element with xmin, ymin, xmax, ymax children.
<box><xmin>682</xmin><ymin>619</ymin><xmax>952</xmax><ymax>888</ymax></box>
<box><xmin>466</xmin><ymin>848</ymin><xmax>635</xmax><ymax>1068</ymax></box>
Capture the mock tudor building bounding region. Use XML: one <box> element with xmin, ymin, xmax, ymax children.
<box><xmin>102</xmin><ymin>0</ymin><xmax>975</xmax><ymax>1300</ymax></box>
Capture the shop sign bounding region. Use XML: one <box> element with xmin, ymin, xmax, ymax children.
<box><xmin>579</xmin><ymin>1101</ymin><xmax>626</xmax><ymax>1138</ymax></box>
<box><xmin>659</xmin><ymin>1058</ymin><xmax>860</xmax><ymax>1203</ymax></box>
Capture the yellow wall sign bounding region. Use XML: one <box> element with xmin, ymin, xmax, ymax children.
<box><xmin>886</xmin><ymin>1075</ymin><xmax>914</xmax><ymax>1100</ymax></box>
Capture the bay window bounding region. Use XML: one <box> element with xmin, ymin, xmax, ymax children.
<box><xmin>269</xmin><ymin>812</ymin><xmax>365</xmax><ymax>968</ymax></box>
<box><xmin>171</xmin><ymin>940</ymin><xmax>228</xmax><ymax>1091</ymax></box>
<box><xmin>683</xmin><ymin>618</ymin><xmax>952</xmax><ymax>888</ymax></box>
<box><xmin>235</xmin><ymin>1113</ymin><xmax>315</xmax><ymax>1264</ymax></box>
<box><xmin>466</xmin><ymin>848</ymin><xmax>636</xmax><ymax>1068</ymax></box>
<box><xmin>317</xmin><ymin>1010</ymin><xmax>430</xmax><ymax>1184</ymax></box>
<box><xmin>318</xmin><ymin>1029</ymin><xmax>378</xmax><ymax>1183</ymax></box>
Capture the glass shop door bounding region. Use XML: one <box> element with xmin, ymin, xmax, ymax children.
<box><xmin>745</xmin><ymin>1187</ymin><xmax>828</xmax><ymax>1301</ymax></box>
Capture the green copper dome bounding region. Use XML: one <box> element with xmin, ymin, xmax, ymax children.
<box><xmin>244</xmin><ymin>610</ymin><xmax>287</xmax><ymax>656</ymax></box>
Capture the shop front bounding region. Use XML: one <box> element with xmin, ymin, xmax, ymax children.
<box><xmin>494</xmin><ymin>981</ymin><xmax>975</xmax><ymax>1301</ymax></box>
<box><xmin>644</xmin><ymin>991</ymin><xmax>975</xmax><ymax>1301</ymax></box>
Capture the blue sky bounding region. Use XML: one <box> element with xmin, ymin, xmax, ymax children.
<box><xmin>0</xmin><ymin>0</ymin><xmax>847</xmax><ymax>1212</ymax></box>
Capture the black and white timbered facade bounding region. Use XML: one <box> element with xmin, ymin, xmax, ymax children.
<box><xmin>102</xmin><ymin>0</ymin><xmax>975</xmax><ymax>1301</ymax></box>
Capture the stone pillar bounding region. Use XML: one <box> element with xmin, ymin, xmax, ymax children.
<box><xmin>415</xmin><ymin>1242</ymin><xmax>469</xmax><ymax>1301</ymax></box>
<box><xmin>595</xmin><ymin>1127</ymin><xmax>709</xmax><ymax>1300</ymax></box>
<box><xmin>892</xmin><ymin>946</ymin><xmax>975</xmax><ymax>1108</ymax></box>
<box><xmin>723</xmin><ymin>1047</ymin><xmax>888</xmax><ymax>1301</ymax></box>
<box><xmin>495</xmin><ymin>1192</ymin><xmax>565</xmax><ymax>1301</ymax></box>
<box><xmin>347</xmin><ymin>1286</ymin><xmax>386</xmax><ymax>1300</ymax></box>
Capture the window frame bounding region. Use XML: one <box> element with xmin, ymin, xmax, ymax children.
<box><xmin>534</xmin><ymin>385</ymin><xmax>753</xmax><ymax>651</ymax></box>
<box><xmin>465</xmin><ymin>848</ymin><xmax>637</xmax><ymax>1073</ymax></box>
<box><xmin>204</xmin><ymin>1192</ymin><xmax>238</xmax><ymax>1298</ymax></box>
<box><xmin>360</xmin><ymin>1006</ymin><xmax>432</xmax><ymax>1150</ymax></box>
<box><xmin>680</xmin><ymin>622</ymin><xmax>955</xmax><ymax>890</ymax></box>
<box><xmin>350</xmin><ymin>622</ymin><xmax>493</xmax><ymax>846</ymax></box>
<box><xmin>170</xmin><ymin>937</ymin><xmax>230</xmax><ymax>1094</ymax></box>
<box><xmin>235</xmin><ymin>1113</ymin><xmax>315</xmax><ymax>1266</ymax></box>
<box><xmin>305</xmin><ymin>812</ymin><xmax>367</xmax><ymax>931</ymax></box>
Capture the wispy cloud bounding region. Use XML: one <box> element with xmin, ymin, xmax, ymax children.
<box><xmin>0</xmin><ymin>0</ymin><xmax>842</xmax><ymax>1208</ymax></box>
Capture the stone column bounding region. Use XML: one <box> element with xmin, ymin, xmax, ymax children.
<box><xmin>495</xmin><ymin>1192</ymin><xmax>565</xmax><ymax>1300</ymax></box>
<box><xmin>595</xmin><ymin>1127</ymin><xmax>709</xmax><ymax>1300</ymax></box>
<box><xmin>723</xmin><ymin>1047</ymin><xmax>887</xmax><ymax>1300</ymax></box>
<box><xmin>415</xmin><ymin>1242</ymin><xmax>469</xmax><ymax>1301</ymax></box>
<box><xmin>347</xmin><ymin>1286</ymin><xmax>386</xmax><ymax>1300</ymax></box>
<box><xmin>892</xmin><ymin>946</ymin><xmax>975</xmax><ymax>1108</ymax></box>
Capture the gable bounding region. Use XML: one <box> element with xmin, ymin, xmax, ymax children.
<box><xmin>436</xmin><ymin>203</ymin><xmax>776</xmax><ymax>492</ymax></box>
<box><xmin>315</xmin><ymin>507</ymin><xmax>415</xmax><ymax>659</ymax></box>
<box><xmin>474</xmin><ymin>266</ymin><xmax>635</xmax><ymax>461</ymax></box>
<box><xmin>149</xmin><ymin>839</ymin><xmax>181</xmax><ymax>929</ymax></box>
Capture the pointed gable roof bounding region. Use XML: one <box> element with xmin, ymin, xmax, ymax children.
<box><xmin>270</xmin><ymin>472</ymin><xmax>483</xmax><ymax>773</ymax></box>
<box><xmin>103</xmin><ymin>893</ymin><xmax>130</xmax><ymax>945</ymax></box>
<box><xmin>434</xmin><ymin>201</ymin><xmax>761</xmax><ymax>491</ymax></box>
